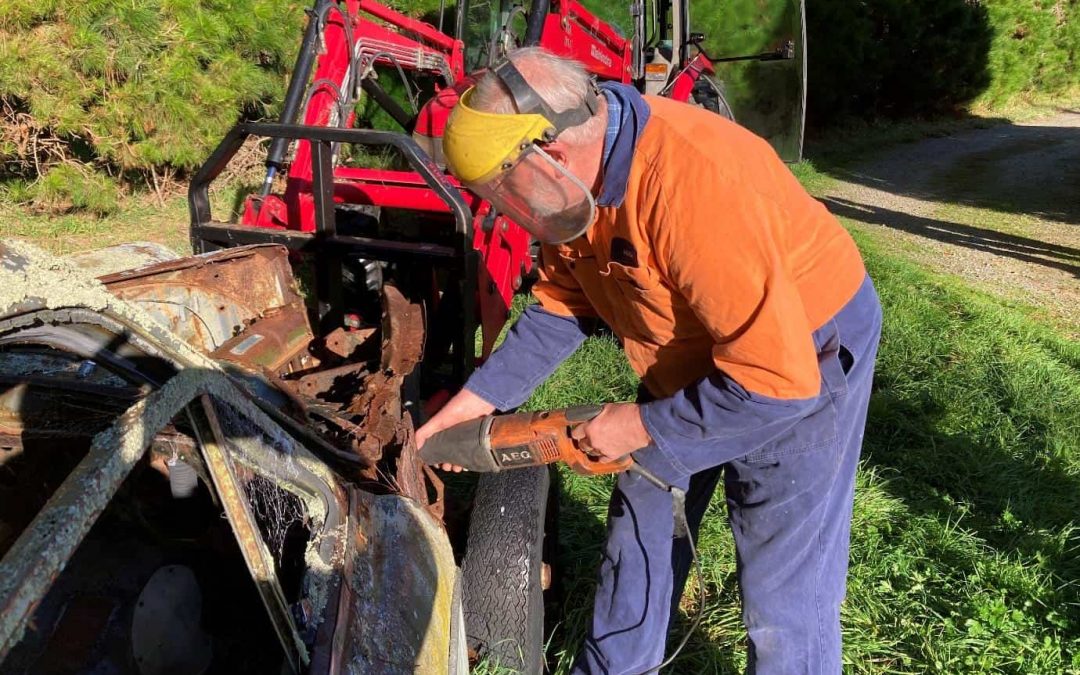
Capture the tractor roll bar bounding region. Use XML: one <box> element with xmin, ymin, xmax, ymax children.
<box><xmin>189</xmin><ymin>122</ymin><xmax>473</xmax><ymax>246</ymax></box>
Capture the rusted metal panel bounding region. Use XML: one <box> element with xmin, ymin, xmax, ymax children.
<box><xmin>70</xmin><ymin>242</ymin><xmax>179</xmax><ymax>279</ymax></box>
<box><xmin>211</xmin><ymin>304</ymin><xmax>315</xmax><ymax>374</ymax></box>
<box><xmin>0</xmin><ymin>242</ymin><xmax>350</xmax><ymax>669</ymax></box>
<box><xmin>334</xmin><ymin>489</ymin><xmax>458</xmax><ymax>674</ymax></box>
<box><xmin>1</xmin><ymin>240</ymin><xmax>461</xmax><ymax>671</ymax></box>
<box><xmin>324</xmin><ymin>326</ymin><xmax>377</xmax><ymax>360</ymax></box>
<box><xmin>378</xmin><ymin>285</ymin><xmax>424</xmax><ymax>377</ymax></box>
<box><xmin>101</xmin><ymin>245</ymin><xmax>308</xmax><ymax>355</ymax></box>
<box><xmin>345</xmin><ymin>286</ymin><xmax>422</xmax><ymax>462</ymax></box>
<box><xmin>294</xmin><ymin>361</ymin><xmax>369</xmax><ymax>400</ymax></box>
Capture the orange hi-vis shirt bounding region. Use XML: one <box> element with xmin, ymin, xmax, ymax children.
<box><xmin>532</xmin><ymin>96</ymin><xmax>866</xmax><ymax>401</ymax></box>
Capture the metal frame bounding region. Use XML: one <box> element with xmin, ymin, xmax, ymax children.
<box><xmin>190</xmin><ymin>122</ymin><xmax>478</xmax><ymax>380</ymax></box>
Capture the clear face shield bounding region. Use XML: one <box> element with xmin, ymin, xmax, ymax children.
<box><xmin>468</xmin><ymin>143</ymin><xmax>597</xmax><ymax>245</ymax></box>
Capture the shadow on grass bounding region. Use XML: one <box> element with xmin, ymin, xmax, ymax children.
<box><xmin>822</xmin><ymin>196</ymin><xmax>1080</xmax><ymax>277</ymax></box>
<box><xmin>818</xmin><ymin>120</ymin><xmax>1080</xmax><ymax>226</ymax></box>
<box><xmin>860</xmin><ymin>369</ymin><xmax>1080</xmax><ymax>626</ymax></box>
<box><xmin>545</xmin><ymin>476</ymin><xmax>606</xmax><ymax>672</ymax></box>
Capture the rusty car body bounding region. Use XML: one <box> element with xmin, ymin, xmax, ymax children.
<box><xmin>0</xmin><ymin>240</ymin><xmax>468</xmax><ymax>674</ymax></box>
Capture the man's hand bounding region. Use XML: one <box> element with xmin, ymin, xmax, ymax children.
<box><xmin>416</xmin><ymin>388</ymin><xmax>496</xmax><ymax>472</ymax></box>
<box><xmin>570</xmin><ymin>402</ymin><xmax>653</xmax><ymax>463</ymax></box>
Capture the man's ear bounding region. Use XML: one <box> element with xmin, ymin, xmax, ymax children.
<box><xmin>543</xmin><ymin>143</ymin><xmax>570</xmax><ymax>167</ymax></box>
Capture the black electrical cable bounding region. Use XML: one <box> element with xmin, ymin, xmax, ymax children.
<box><xmin>360</xmin><ymin>51</ymin><xmax>420</xmax><ymax>113</ymax></box>
<box><xmin>625</xmin><ymin>466</ymin><xmax>706</xmax><ymax>675</ymax></box>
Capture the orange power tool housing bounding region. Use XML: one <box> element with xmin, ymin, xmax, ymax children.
<box><xmin>419</xmin><ymin>405</ymin><xmax>632</xmax><ymax>476</ymax></box>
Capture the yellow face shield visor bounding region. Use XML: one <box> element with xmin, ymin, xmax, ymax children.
<box><xmin>442</xmin><ymin>87</ymin><xmax>554</xmax><ymax>185</ymax></box>
<box><xmin>442</xmin><ymin>60</ymin><xmax>601</xmax><ymax>244</ymax></box>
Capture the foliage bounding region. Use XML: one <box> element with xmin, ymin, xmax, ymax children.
<box><xmin>587</xmin><ymin>0</ymin><xmax>1078</xmax><ymax>123</ymax></box>
<box><xmin>0</xmin><ymin>0</ymin><xmax>306</xmax><ymax>209</ymax></box>
<box><xmin>805</xmin><ymin>0</ymin><xmax>1078</xmax><ymax>122</ymax></box>
<box><xmin>30</xmin><ymin>163</ymin><xmax>121</xmax><ymax>215</ymax></box>
<box><xmin>2</xmin><ymin>0</ymin><xmax>1077</xmax><ymax>213</ymax></box>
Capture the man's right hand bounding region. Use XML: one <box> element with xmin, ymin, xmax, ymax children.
<box><xmin>415</xmin><ymin>388</ymin><xmax>496</xmax><ymax>472</ymax></box>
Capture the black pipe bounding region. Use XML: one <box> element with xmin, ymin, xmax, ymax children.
<box><xmin>260</xmin><ymin>1</ymin><xmax>330</xmax><ymax>197</ymax></box>
<box><xmin>524</xmin><ymin>0</ymin><xmax>551</xmax><ymax>47</ymax></box>
<box><xmin>360</xmin><ymin>79</ymin><xmax>416</xmax><ymax>133</ymax></box>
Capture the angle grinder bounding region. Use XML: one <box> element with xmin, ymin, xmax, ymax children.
<box><xmin>419</xmin><ymin>404</ymin><xmax>670</xmax><ymax>488</ymax></box>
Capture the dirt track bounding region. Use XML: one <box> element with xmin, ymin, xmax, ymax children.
<box><xmin>823</xmin><ymin>112</ymin><xmax>1080</xmax><ymax>331</ymax></box>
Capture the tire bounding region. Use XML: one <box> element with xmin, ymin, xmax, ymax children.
<box><xmin>461</xmin><ymin>466</ymin><xmax>551</xmax><ymax>672</ymax></box>
<box><xmin>692</xmin><ymin>75</ymin><xmax>736</xmax><ymax>122</ymax></box>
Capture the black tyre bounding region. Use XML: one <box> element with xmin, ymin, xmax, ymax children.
<box><xmin>461</xmin><ymin>466</ymin><xmax>551</xmax><ymax>672</ymax></box>
<box><xmin>692</xmin><ymin>75</ymin><xmax>736</xmax><ymax>122</ymax></box>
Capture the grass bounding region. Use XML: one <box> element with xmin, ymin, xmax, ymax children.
<box><xmin>0</xmin><ymin>181</ymin><xmax>252</xmax><ymax>256</ymax></box>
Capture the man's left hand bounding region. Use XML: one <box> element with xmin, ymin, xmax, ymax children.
<box><xmin>571</xmin><ymin>403</ymin><xmax>653</xmax><ymax>463</ymax></box>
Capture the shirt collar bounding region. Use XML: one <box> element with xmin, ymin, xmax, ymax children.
<box><xmin>595</xmin><ymin>83</ymin><xmax>651</xmax><ymax>208</ymax></box>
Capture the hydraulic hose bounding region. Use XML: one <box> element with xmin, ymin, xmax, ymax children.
<box><xmin>523</xmin><ymin>0</ymin><xmax>551</xmax><ymax>46</ymax></box>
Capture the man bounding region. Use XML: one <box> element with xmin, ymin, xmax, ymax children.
<box><xmin>417</xmin><ymin>47</ymin><xmax>882</xmax><ymax>674</ymax></box>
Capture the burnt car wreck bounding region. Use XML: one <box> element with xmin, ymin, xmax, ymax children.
<box><xmin>0</xmin><ymin>242</ymin><xmax>481</xmax><ymax>674</ymax></box>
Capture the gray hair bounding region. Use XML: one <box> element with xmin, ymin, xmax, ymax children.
<box><xmin>469</xmin><ymin>47</ymin><xmax>606</xmax><ymax>144</ymax></box>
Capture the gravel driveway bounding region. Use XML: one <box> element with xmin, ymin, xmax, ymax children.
<box><xmin>823</xmin><ymin>112</ymin><xmax>1080</xmax><ymax>332</ymax></box>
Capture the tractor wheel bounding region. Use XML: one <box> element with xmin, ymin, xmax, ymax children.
<box><xmin>461</xmin><ymin>466</ymin><xmax>552</xmax><ymax>672</ymax></box>
<box><xmin>692</xmin><ymin>75</ymin><xmax>736</xmax><ymax>122</ymax></box>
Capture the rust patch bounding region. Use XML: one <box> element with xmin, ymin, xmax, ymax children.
<box><xmin>344</xmin><ymin>287</ymin><xmax>421</xmax><ymax>466</ymax></box>
<box><xmin>102</xmin><ymin>245</ymin><xmax>307</xmax><ymax>355</ymax></box>
<box><xmin>394</xmin><ymin>422</ymin><xmax>431</xmax><ymax>515</ymax></box>
<box><xmin>211</xmin><ymin>305</ymin><xmax>315</xmax><ymax>375</ymax></box>
<box><xmin>378</xmin><ymin>285</ymin><xmax>424</xmax><ymax>377</ymax></box>
<box><xmin>338</xmin><ymin>285</ymin><xmax>443</xmax><ymax>516</ymax></box>
<box><xmin>71</xmin><ymin>242</ymin><xmax>178</xmax><ymax>279</ymax></box>
<box><xmin>323</xmin><ymin>326</ymin><xmax>377</xmax><ymax>360</ymax></box>
<box><xmin>294</xmin><ymin>362</ymin><xmax>369</xmax><ymax>401</ymax></box>
<box><xmin>338</xmin><ymin>490</ymin><xmax>458</xmax><ymax>673</ymax></box>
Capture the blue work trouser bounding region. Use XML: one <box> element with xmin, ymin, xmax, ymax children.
<box><xmin>573</xmin><ymin>278</ymin><xmax>882</xmax><ymax>675</ymax></box>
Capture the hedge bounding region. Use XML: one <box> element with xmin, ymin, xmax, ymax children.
<box><xmin>0</xmin><ymin>0</ymin><xmax>306</xmax><ymax>211</ymax></box>
<box><xmin>804</xmin><ymin>0</ymin><xmax>1079</xmax><ymax>122</ymax></box>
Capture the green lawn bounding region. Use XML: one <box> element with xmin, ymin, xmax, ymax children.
<box><xmin>527</xmin><ymin>228</ymin><xmax>1080</xmax><ymax>673</ymax></box>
